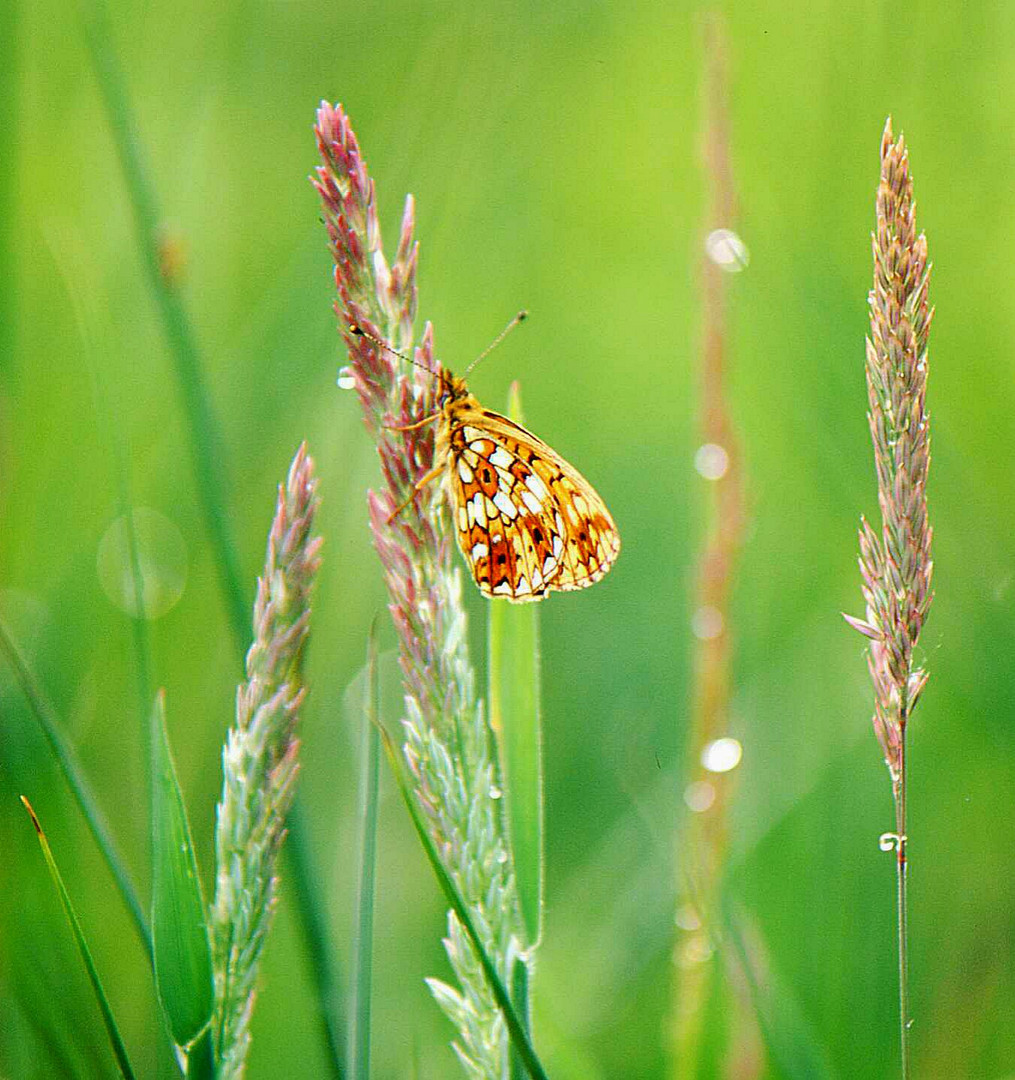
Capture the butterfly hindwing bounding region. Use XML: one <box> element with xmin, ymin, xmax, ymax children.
<box><xmin>444</xmin><ymin>399</ymin><xmax>620</xmax><ymax>602</ymax></box>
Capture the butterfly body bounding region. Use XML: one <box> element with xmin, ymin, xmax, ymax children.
<box><xmin>433</xmin><ymin>369</ymin><xmax>620</xmax><ymax>602</ymax></box>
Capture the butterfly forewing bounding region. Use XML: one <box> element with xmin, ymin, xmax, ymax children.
<box><xmin>443</xmin><ymin>395</ymin><xmax>620</xmax><ymax>602</ymax></box>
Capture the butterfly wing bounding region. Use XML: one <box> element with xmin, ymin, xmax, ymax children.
<box><xmin>445</xmin><ymin>400</ymin><xmax>620</xmax><ymax>602</ymax></box>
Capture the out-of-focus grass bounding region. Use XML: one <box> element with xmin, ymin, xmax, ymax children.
<box><xmin>4</xmin><ymin>3</ymin><xmax>1015</xmax><ymax>1078</ymax></box>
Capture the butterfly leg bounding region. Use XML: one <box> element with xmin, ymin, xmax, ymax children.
<box><xmin>384</xmin><ymin>411</ymin><xmax>441</xmax><ymax>433</ymax></box>
<box><xmin>386</xmin><ymin>463</ymin><xmax>444</xmax><ymax>523</ymax></box>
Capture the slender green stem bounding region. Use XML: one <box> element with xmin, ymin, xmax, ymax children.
<box><xmin>350</xmin><ymin>633</ymin><xmax>382</xmax><ymax>1079</ymax></box>
<box><xmin>894</xmin><ymin>719</ymin><xmax>910</xmax><ymax>1080</ymax></box>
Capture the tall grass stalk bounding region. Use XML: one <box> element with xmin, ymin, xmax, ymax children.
<box><xmin>672</xmin><ymin>14</ymin><xmax>750</xmax><ymax>1077</ymax></box>
<box><xmin>846</xmin><ymin>119</ymin><xmax>934</xmax><ymax>1080</ymax></box>
<box><xmin>210</xmin><ymin>446</ymin><xmax>321</xmax><ymax>1078</ymax></box>
<box><xmin>313</xmin><ymin>102</ymin><xmax>530</xmax><ymax>1076</ymax></box>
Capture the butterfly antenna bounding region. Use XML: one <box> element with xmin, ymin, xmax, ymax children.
<box><xmin>348</xmin><ymin>324</ymin><xmax>438</xmax><ymax>378</ymax></box>
<box><xmin>463</xmin><ymin>310</ymin><xmax>529</xmax><ymax>376</ymax></box>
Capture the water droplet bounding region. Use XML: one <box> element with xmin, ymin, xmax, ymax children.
<box><xmin>97</xmin><ymin>508</ymin><xmax>188</xmax><ymax>620</ymax></box>
<box><xmin>337</xmin><ymin>367</ymin><xmax>356</xmax><ymax>390</ymax></box>
<box><xmin>674</xmin><ymin>904</ymin><xmax>702</xmax><ymax>932</ymax></box>
<box><xmin>678</xmin><ymin>932</ymin><xmax>714</xmax><ymax>967</ymax></box>
<box><xmin>701</xmin><ymin>737</ymin><xmax>742</xmax><ymax>774</ymax></box>
<box><xmin>691</xmin><ymin>605</ymin><xmax>723</xmax><ymax>641</ymax></box>
<box><xmin>694</xmin><ymin>442</ymin><xmax>729</xmax><ymax>481</ymax></box>
<box><xmin>704</xmin><ymin>228</ymin><xmax>750</xmax><ymax>272</ymax></box>
<box><xmin>878</xmin><ymin>831</ymin><xmax>905</xmax><ymax>852</ymax></box>
<box><xmin>489</xmin><ymin>785</ymin><xmax>502</xmax><ymax>800</ymax></box>
<box><xmin>683</xmin><ymin>780</ymin><xmax>715</xmax><ymax>813</ymax></box>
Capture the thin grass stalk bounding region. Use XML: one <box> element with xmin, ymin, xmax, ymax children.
<box><xmin>313</xmin><ymin>102</ymin><xmax>528</xmax><ymax>1076</ymax></box>
<box><xmin>846</xmin><ymin>118</ymin><xmax>934</xmax><ymax>1080</ymax></box>
<box><xmin>210</xmin><ymin>446</ymin><xmax>322</xmax><ymax>1078</ymax></box>
<box><xmin>672</xmin><ymin>14</ymin><xmax>751</xmax><ymax>1078</ymax></box>
<box><xmin>349</xmin><ymin>627</ymin><xmax>382</xmax><ymax>1079</ymax></box>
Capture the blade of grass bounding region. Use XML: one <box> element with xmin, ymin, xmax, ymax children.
<box><xmin>150</xmin><ymin>690</ymin><xmax>214</xmax><ymax>1052</ymax></box>
<box><xmin>375</xmin><ymin>721</ymin><xmax>550</xmax><ymax>1080</ymax></box>
<box><xmin>349</xmin><ymin>623</ymin><xmax>382</xmax><ymax>1079</ymax></box>
<box><xmin>487</xmin><ymin>381</ymin><xmax>544</xmax><ymax>954</ymax></box>
<box><xmin>80</xmin><ymin>7</ymin><xmax>344</xmax><ymax>1069</ymax></box>
<box><xmin>0</xmin><ymin>618</ymin><xmax>152</xmax><ymax>958</ymax></box>
<box><xmin>20</xmin><ymin>796</ymin><xmax>138</xmax><ymax>1080</ymax></box>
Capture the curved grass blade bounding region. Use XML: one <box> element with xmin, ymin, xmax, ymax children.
<box><xmin>376</xmin><ymin>722</ymin><xmax>550</xmax><ymax>1080</ymax></box>
<box><xmin>0</xmin><ymin>618</ymin><xmax>151</xmax><ymax>958</ymax></box>
<box><xmin>349</xmin><ymin>623</ymin><xmax>382</xmax><ymax>1079</ymax></box>
<box><xmin>487</xmin><ymin>381</ymin><xmax>544</xmax><ymax>952</ymax></box>
<box><xmin>150</xmin><ymin>690</ymin><xmax>214</xmax><ymax>1051</ymax></box>
<box><xmin>20</xmin><ymin>796</ymin><xmax>138</xmax><ymax>1080</ymax></box>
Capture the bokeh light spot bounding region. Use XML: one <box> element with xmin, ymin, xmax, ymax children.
<box><xmin>701</xmin><ymin>737</ymin><xmax>742</xmax><ymax>774</ymax></box>
<box><xmin>705</xmin><ymin>227</ymin><xmax>750</xmax><ymax>271</ymax></box>
<box><xmin>97</xmin><ymin>508</ymin><xmax>188</xmax><ymax>620</ymax></box>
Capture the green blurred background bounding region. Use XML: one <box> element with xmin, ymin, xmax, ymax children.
<box><xmin>3</xmin><ymin>1</ymin><xmax>1014</xmax><ymax>1077</ymax></box>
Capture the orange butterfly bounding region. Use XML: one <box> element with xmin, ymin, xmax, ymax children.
<box><xmin>354</xmin><ymin>316</ymin><xmax>620</xmax><ymax>602</ymax></box>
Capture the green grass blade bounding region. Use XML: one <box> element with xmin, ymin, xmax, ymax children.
<box><xmin>487</xmin><ymin>381</ymin><xmax>544</xmax><ymax>951</ymax></box>
<box><xmin>0</xmin><ymin>618</ymin><xmax>152</xmax><ymax>959</ymax></box>
<box><xmin>349</xmin><ymin>624</ymin><xmax>382</xmax><ymax>1079</ymax></box>
<box><xmin>376</xmin><ymin>723</ymin><xmax>551</xmax><ymax>1080</ymax></box>
<box><xmin>20</xmin><ymin>796</ymin><xmax>138</xmax><ymax>1080</ymax></box>
<box><xmin>150</xmin><ymin>690</ymin><xmax>214</xmax><ymax>1050</ymax></box>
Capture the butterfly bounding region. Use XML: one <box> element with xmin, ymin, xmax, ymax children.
<box><xmin>353</xmin><ymin>317</ymin><xmax>620</xmax><ymax>602</ymax></box>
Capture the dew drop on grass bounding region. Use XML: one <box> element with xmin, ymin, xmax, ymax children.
<box><xmin>704</xmin><ymin>228</ymin><xmax>750</xmax><ymax>271</ymax></box>
<box><xmin>97</xmin><ymin>508</ymin><xmax>188</xmax><ymax>620</ymax></box>
<box><xmin>489</xmin><ymin>785</ymin><xmax>502</xmax><ymax>800</ymax></box>
<box><xmin>337</xmin><ymin>367</ymin><xmax>356</xmax><ymax>390</ymax></box>
<box><xmin>694</xmin><ymin>442</ymin><xmax>729</xmax><ymax>480</ymax></box>
<box><xmin>691</xmin><ymin>605</ymin><xmax>724</xmax><ymax>641</ymax></box>
<box><xmin>701</xmin><ymin>737</ymin><xmax>742</xmax><ymax>774</ymax></box>
<box><xmin>674</xmin><ymin>904</ymin><xmax>702</xmax><ymax>932</ymax></box>
<box><xmin>683</xmin><ymin>780</ymin><xmax>715</xmax><ymax>813</ymax></box>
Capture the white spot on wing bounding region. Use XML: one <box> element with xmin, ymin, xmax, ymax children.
<box><xmin>521</xmin><ymin>489</ymin><xmax>542</xmax><ymax>516</ymax></box>
<box><xmin>468</xmin><ymin>493</ymin><xmax>486</xmax><ymax>527</ymax></box>
<box><xmin>490</xmin><ymin>447</ymin><xmax>513</xmax><ymax>469</ymax></box>
<box><xmin>458</xmin><ymin>458</ymin><xmax>474</xmax><ymax>483</ymax></box>
<box><xmin>493</xmin><ymin>580</ymin><xmax>512</xmax><ymax>595</ymax></box>
<box><xmin>526</xmin><ymin>473</ymin><xmax>548</xmax><ymax>501</ymax></box>
<box><xmin>493</xmin><ymin>490</ymin><xmax>519</xmax><ymax>520</ymax></box>
<box><xmin>470</xmin><ymin>542</ymin><xmax>489</xmax><ymax>560</ymax></box>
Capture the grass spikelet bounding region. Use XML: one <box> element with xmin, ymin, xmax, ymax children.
<box><xmin>210</xmin><ymin>445</ymin><xmax>322</xmax><ymax>1078</ymax></box>
<box><xmin>847</xmin><ymin>117</ymin><xmax>934</xmax><ymax>1080</ymax></box>
<box><xmin>313</xmin><ymin>101</ymin><xmax>528</xmax><ymax>1075</ymax></box>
